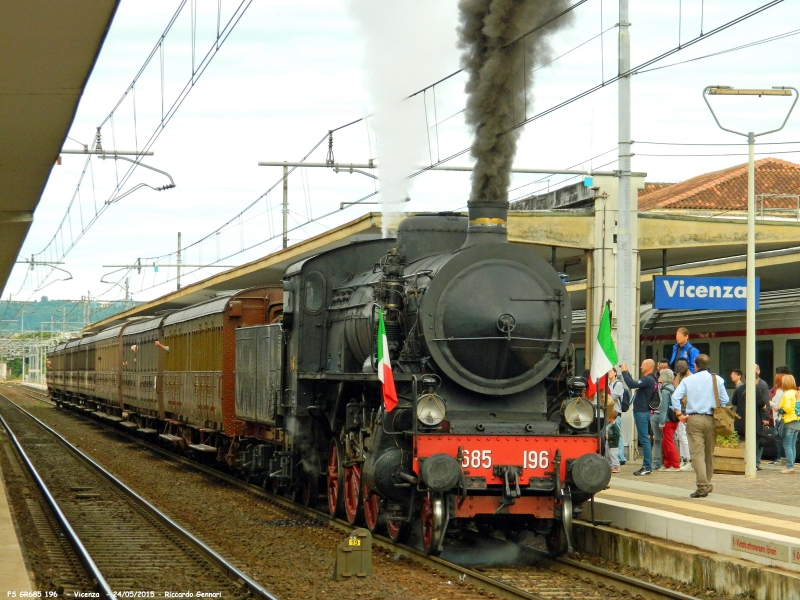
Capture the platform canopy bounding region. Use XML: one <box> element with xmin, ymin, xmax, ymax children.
<box><xmin>0</xmin><ymin>0</ymin><xmax>120</xmax><ymax>295</ymax></box>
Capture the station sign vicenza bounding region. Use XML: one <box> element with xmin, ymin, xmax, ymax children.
<box><xmin>653</xmin><ymin>276</ymin><xmax>760</xmax><ymax>311</ymax></box>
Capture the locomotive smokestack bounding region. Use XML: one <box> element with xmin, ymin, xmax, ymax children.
<box><xmin>457</xmin><ymin>0</ymin><xmax>573</xmax><ymax>245</ymax></box>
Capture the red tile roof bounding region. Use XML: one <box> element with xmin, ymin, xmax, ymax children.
<box><xmin>638</xmin><ymin>158</ymin><xmax>800</xmax><ymax>211</ymax></box>
<box><xmin>639</xmin><ymin>182</ymin><xmax>674</xmax><ymax>197</ymax></box>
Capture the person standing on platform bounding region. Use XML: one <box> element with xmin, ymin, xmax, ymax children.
<box><xmin>755</xmin><ymin>365</ymin><xmax>771</xmax><ymax>469</ymax></box>
<box><xmin>730</xmin><ymin>369</ymin><xmax>743</xmax><ymax>390</ymax></box>
<box><xmin>650</xmin><ymin>374</ymin><xmax>665</xmax><ymax>471</ymax></box>
<box><xmin>674</xmin><ymin>358</ymin><xmax>693</xmax><ymax>470</ymax></box>
<box><xmin>608</xmin><ymin>367</ymin><xmax>627</xmax><ymax>465</ymax></box>
<box><xmin>656</xmin><ymin>359</ymin><xmax>670</xmax><ymax>382</ymax></box>
<box><xmin>671</xmin><ymin>355</ymin><xmax>730</xmax><ymax>498</ymax></box>
<box><xmin>778</xmin><ymin>374</ymin><xmax>800</xmax><ymax>474</ymax></box>
<box><xmin>731</xmin><ymin>369</ymin><xmax>747</xmax><ymax>433</ymax></box>
<box><xmin>621</xmin><ymin>359</ymin><xmax>658</xmax><ymax>476</ymax></box>
<box><xmin>670</xmin><ymin>327</ymin><xmax>700</xmax><ymax>374</ymax></box>
<box><xmin>605</xmin><ymin>406</ymin><xmax>621</xmax><ymax>473</ymax></box>
<box><xmin>733</xmin><ymin>364</ymin><xmax>770</xmax><ymax>470</ymax></box>
<box><xmin>658</xmin><ymin>368</ymin><xmax>680</xmax><ymax>471</ymax></box>
<box><xmin>770</xmin><ymin>369</ymin><xmax>789</xmax><ymax>465</ymax></box>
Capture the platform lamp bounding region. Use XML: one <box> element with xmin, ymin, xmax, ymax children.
<box><xmin>703</xmin><ymin>86</ymin><xmax>798</xmax><ymax>478</ymax></box>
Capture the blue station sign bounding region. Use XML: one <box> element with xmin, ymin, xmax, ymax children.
<box><xmin>653</xmin><ymin>276</ymin><xmax>759</xmax><ymax>311</ymax></box>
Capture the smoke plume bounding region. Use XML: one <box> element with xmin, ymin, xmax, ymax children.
<box><xmin>458</xmin><ymin>0</ymin><xmax>573</xmax><ymax>209</ymax></box>
<box><xmin>348</xmin><ymin>2</ymin><xmax>457</xmax><ymax>236</ymax></box>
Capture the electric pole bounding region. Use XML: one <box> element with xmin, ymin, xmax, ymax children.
<box><xmin>616</xmin><ymin>0</ymin><xmax>636</xmax><ymax>370</ymax></box>
<box><xmin>282</xmin><ymin>164</ymin><xmax>288</xmax><ymax>249</ymax></box>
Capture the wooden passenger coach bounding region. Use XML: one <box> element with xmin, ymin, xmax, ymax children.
<box><xmin>48</xmin><ymin>286</ymin><xmax>283</xmax><ymax>453</ymax></box>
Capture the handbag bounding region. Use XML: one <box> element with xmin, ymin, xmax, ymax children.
<box><xmin>712</xmin><ymin>372</ymin><xmax>740</xmax><ymax>437</ymax></box>
<box><xmin>759</xmin><ymin>424</ymin><xmax>776</xmax><ymax>444</ymax></box>
<box><xmin>667</xmin><ymin>406</ymin><xmax>679</xmax><ymax>423</ymax></box>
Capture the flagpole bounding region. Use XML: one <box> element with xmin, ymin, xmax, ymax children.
<box><xmin>596</xmin><ymin>377</ymin><xmax>603</xmax><ymax>453</ymax></box>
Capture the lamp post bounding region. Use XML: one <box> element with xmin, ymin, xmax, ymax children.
<box><xmin>703</xmin><ymin>86</ymin><xmax>798</xmax><ymax>478</ymax></box>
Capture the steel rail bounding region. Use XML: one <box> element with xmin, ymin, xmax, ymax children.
<box><xmin>550</xmin><ymin>556</ymin><xmax>701</xmax><ymax>600</ymax></box>
<box><xmin>4</xmin><ymin>385</ymin><xmax>701</xmax><ymax>600</ymax></box>
<box><xmin>0</xmin><ymin>392</ymin><xmax>281</xmax><ymax>600</ymax></box>
<box><xmin>0</xmin><ymin>411</ymin><xmax>116</xmax><ymax>599</ymax></box>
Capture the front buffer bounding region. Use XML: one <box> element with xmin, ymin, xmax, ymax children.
<box><xmin>414</xmin><ymin>433</ymin><xmax>609</xmax><ymax>555</ymax></box>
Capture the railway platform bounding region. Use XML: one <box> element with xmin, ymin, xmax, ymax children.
<box><xmin>577</xmin><ymin>460</ymin><xmax>800</xmax><ymax>599</ymax></box>
<box><xmin>0</xmin><ymin>461</ymin><xmax>33</xmax><ymax>594</ymax></box>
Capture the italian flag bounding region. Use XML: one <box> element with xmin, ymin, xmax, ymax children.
<box><xmin>377</xmin><ymin>308</ymin><xmax>398</xmax><ymax>412</ymax></box>
<box><xmin>588</xmin><ymin>302</ymin><xmax>618</xmax><ymax>399</ymax></box>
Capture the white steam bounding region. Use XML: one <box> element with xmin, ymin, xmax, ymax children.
<box><xmin>348</xmin><ymin>1</ymin><xmax>457</xmax><ymax>237</ymax></box>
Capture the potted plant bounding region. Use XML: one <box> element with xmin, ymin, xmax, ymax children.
<box><xmin>713</xmin><ymin>432</ymin><xmax>745</xmax><ymax>474</ymax></box>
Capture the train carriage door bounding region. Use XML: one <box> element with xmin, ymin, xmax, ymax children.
<box><xmin>719</xmin><ymin>342</ymin><xmax>741</xmax><ymax>389</ymax></box>
<box><xmin>786</xmin><ymin>340</ymin><xmax>800</xmax><ymax>378</ymax></box>
<box><xmin>756</xmin><ymin>341</ymin><xmax>774</xmax><ymax>383</ymax></box>
<box><xmin>302</xmin><ymin>271</ymin><xmax>326</xmax><ymax>372</ymax></box>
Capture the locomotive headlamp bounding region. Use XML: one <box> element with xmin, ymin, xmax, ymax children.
<box><xmin>562</xmin><ymin>397</ymin><xmax>594</xmax><ymax>430</ymax></box>
<box><xmin>416</xmin><ymin>392</ymin><xmax>446</xmax><ymax>426</ymax></box>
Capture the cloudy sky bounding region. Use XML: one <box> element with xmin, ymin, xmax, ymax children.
<box><xmin>6</xmin><ymin>0</ymin><xmax>800</xmax><ymax>306</ymax></box>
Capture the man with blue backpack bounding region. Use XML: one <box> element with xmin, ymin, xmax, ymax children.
<box><xmin>621</xmin><ymin>359</ymin><xmax>658</xmax><ymax>476</ymax></box>
<box><xmin>670</xmin><ymin>327</ymin><xmax>701</xmax><ymax>374</ymax></box>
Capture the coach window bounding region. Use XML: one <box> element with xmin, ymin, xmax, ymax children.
<box><xmin>645</xmin><ymin>345</ymin><xmax>653</xmax><ymax>360</ymax></box>
<box><xmin>719</xmin><ymin>342</ymin><xmax>741</xmax><ymax>388</ymax></box>
<box><xmin>756</xmin><ymin>340</ymin><xmax>774</xmax><ymax>382</ymax></box>
<box><xmin>786</xmin><ymin>340</ymin><xmax>800</xmax><ymax>379</ymax></box>
<box><xmin>694</xmin><ymin>343</ymin><xmax>710</xmax><ymax>357</ymax></box>
<box><xmin>304</xmin><ymin>272</ymin><xmax>325</xmax><ymax>313</ymax></box>
<box><xmin>663</xmin><ymin>345</ymin><xmax>672</xmax><ymax>362</ymax></box>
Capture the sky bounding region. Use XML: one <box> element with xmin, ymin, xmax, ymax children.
<box><xmin>6</xmin><ymin>0</ymin><xmax>800</xmax><ymax>307</ymax></box>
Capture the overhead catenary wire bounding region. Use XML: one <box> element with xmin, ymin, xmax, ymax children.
<box><xmin>127</xmin><ymin>0</ymin><xmax>789</xmax><ymax>294</ymax></box>
<box><xmin>16</xmin><ymin>0</ymin><xmax>254</xmax><ymax>299</ymax></box>
<box><xmin>637</xmin><ymin>149</ymin><xmax>800</xmax><ymax>157</ymax></box>
<box><xmin>64</xmin><ymin>0</ymin><xmax>782</xmax><ymax>300</ymax></box>
<box><xmin>635</xmin><ymin>140</ymin><xmax>800</xmax><ymax>146</ymax></box>
<box><xmin>497</xmin><ymin>0</ymin><xmax>787</xmax><ymax>138</ymax></box>
<box><xmin>635</xmin><ymin>26</ymin><xmax>800</xmax><ymax>76</ymax></box>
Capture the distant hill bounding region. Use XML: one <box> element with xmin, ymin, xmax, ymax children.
<box><xmin>0</xmin><ymin>297</ymin><xmax>140</xmax><ymax>334</ymax></box>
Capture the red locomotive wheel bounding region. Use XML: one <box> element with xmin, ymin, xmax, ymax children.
<box><xmin>327</xmin><ymin>439</ymin><xmax>344</xmax><ymax>518</ymax></box>
<box><xmin>386</xmin><ymin>519</ymin><xmax>411</xmax><ymax>544</ymax></box>
<box><xmin>420</xmin><ymin>492</ymin><xmax>447</xmax><ymax>556</ymax></box>
<box><xmin>420</xmin><ymin>492</ymin><xmax>435</xmax><ymax>553</ymax></box>
<box><xmin>362</xmin><ymin>483</ymin><xmax>384</xmax><ymax>534</ymax></box>
<box><xmin>343</xmin><ymin>464</ymin><xmax>364</xmax><ymax>526</ymax></box>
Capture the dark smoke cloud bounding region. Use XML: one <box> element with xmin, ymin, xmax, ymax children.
<box><xmin>457</xmin><ymin>0</ymin><xmax>573</xmax><ymax>208</ymax></box>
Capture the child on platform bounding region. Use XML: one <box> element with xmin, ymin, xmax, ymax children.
<box><xmin>605</xmin><ymin>403</ymin><xmax>621</xmax><ymax>473</ymax></box>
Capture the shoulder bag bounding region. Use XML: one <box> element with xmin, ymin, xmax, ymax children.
<box><xmin>662</xmin><ymin>384</ymin><xmax>679</xmax><ymax>422</ymax></box>
<box><xmin>712</xmin><ymin>372</ymin><xmax>740</xmax><ymax>437</ymax></box>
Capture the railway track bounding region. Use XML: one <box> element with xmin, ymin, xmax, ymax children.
<box><xmin>1</xmin><ymin>385</ymin><xmax>700</xmax><ymax>600</ymax></box>
<box><xmin>0</xmin><ymin>391</ymin><xmax>279</xmax><ymax>600</ymax></box>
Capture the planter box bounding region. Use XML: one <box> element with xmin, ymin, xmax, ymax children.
<box><xmin>714</xmin><ymin>445</ymin><xmax>745</xmax><ymax>474</ymax></box>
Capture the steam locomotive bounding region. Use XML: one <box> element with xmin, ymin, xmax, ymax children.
<box><xmin>48</xmin><ymin>200</ymin><xmax>610</xmax><ymax>556</ymax></box>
